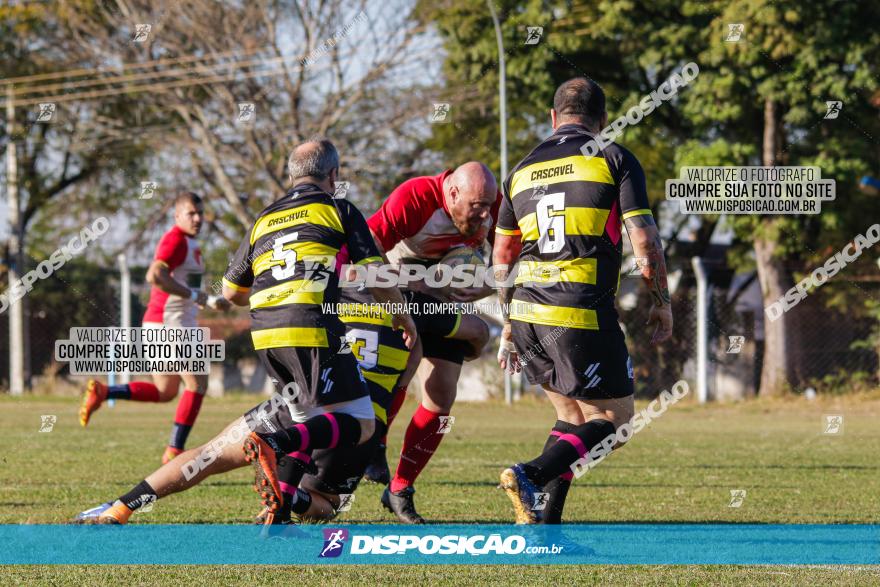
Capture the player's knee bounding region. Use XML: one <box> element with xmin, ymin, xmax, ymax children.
<box><xmin>469</xmin><ymin>319</ymin><xmax>491</xmax><ymax>353</ymax></box>
<box><xmin>157</xmin><ymin>388</ymin><xmax>179</xmax><ymax>402</ymax></box>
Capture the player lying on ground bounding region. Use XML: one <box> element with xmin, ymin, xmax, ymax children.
<box><xmin>363</xmin><ymin>162</ymin><xmax>500</xmax><ymax>523</ymax></box>
<box><xmin>254</xmin><ymin>261</ymin><xmax>423</xmax><ymax>524</ymax></box>
<box><xmin>494</xmin><ymin>78</ymin><xmax>673</xmax><ymax>524</ymax></box>
<box><xmin>75</xmin><ymin>138</ymin><xmax>417</xmax><ymax>524</ymax></box>
<box><xmin>79</xmin><ymin>191</ymin><xmax>232</xmax><ymax>464</ymax></box>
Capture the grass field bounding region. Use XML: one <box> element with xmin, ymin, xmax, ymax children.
<box><xmin>3</xmin><ymin>389</ymin><xmax>880</xmax><ymax>585</ymax></box>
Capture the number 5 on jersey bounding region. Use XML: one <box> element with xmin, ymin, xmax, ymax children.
<box><xmin>271</xmin><ymin>232</ymin><xmax>299</xmax><ymax>280</ymax></box>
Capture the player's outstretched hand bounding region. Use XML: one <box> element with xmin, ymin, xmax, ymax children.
<box><xmin>211</xmin><ymin>296</ymin><xmax>232</xmax><ymax>312</ymax></box>
<box><xmin>647</xmin><ymin>304</ymin><xmax>673</xmax><ymax>345</ymax></box>
<box><xmin>393</xmin><ymin>314</ymin><xmax>418</xmax><ymax>350</ymax></box>
<box><xmin>497</xmin><ymin>323</ymin><xmax>521</xmax><ymax>374</ymax></box>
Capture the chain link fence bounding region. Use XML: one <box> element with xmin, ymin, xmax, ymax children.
<box><xmin>3</xmin><ymin>255</ymin><xmax>879</xmax><ymax>399</ymax></box>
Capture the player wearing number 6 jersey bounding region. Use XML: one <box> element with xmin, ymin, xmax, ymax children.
<box><xmin>494</xmin><ymin>78</ymin><xmax>673</xmax><ymax>524</ymax></box>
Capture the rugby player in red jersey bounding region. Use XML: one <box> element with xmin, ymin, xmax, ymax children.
<box><xmin>78</xmin><ymin>192</ymin><xmax>231</xmax><ymax>463</ymax></box>
<box><xmin>366</xmin><ymin>161</ymin><xmax>501</xmax><ymax>523</ymax></box>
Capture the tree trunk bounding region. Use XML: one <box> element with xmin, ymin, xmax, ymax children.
<box><xmin>755</xmin><ymin>97</ymin><xmax>796</xmax><ymax>395</ymax></box>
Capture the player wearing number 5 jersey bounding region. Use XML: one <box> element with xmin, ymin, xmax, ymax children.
<box><xmin>74</xmin><ymin>138</ymin><xmax>416</xmax><ymax>526</ymax></box>
<box><xmin>494</xmin><ymin>78</ymin><xmax>673</xmax><ymax>524</ymax></box>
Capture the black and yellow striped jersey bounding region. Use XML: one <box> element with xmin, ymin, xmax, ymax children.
<box><xmin>337</xmin><ymin>287</ymin><xmax>410</xmax><ymax>425</ymax></box>
<box><xmin>223</xmin><ymin>184</ymin><xmax>382</xmax><ymax>350</ymax></box>
<box><xmin>496</xmin><ymin>124</ymin><xmax>652</xmax><ymax>331</ymax></box>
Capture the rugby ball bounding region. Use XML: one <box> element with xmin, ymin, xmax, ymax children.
<box><xmin>436</xmin><ymin>246</ymin><xmax>485</xmax><ymax>297</ymax></box>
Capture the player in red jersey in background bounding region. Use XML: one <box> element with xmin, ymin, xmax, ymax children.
<box><xmin>79</xmin><ymin>191</ymin><xmax>231</xmax><ymax>463</ymax></box>
<box><xmin>365</xmin><ymin>162</ymin><xmax>501</xmax><ymax>523</ymax></box>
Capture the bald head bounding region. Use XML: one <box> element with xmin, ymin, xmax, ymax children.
<box><xmin>288</xmin><ymin>137</ymin><xmax>339</xmax><ymax>186</ymax></box>
<box><xmin>444</xmin><ymin>161</ymin><xmax>498</xmax><ymax>237</ymax></box>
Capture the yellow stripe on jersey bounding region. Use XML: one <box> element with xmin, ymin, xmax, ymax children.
<box><xmin>252</xmin><ymin>242</ymin><xmax>339</xmax><ymax>277</ymax></box>
<box><xmin>356</xmin><ymin>256</ymin><xmax>383</xmax><ymax>266</ymax></box>
<box><xmin>495</xmin><ymin>226</ymin><xmax>522</xmax><ymax>237</ymax></box>
<box><xmin>509</xmin><ymin>301</ymin><xmax>599</xmax><ymax>330</ymax></box>
<box><xmin>377</xmin><ymin>344</ymin><xmax>409</xmax><ymax>371</ymax></box>
<box><xmin>515</xmin><ymin>258</ymin><xmax>598</xmax><ymax>285</ymax></box>
<box><xmin>622</xmin><ymin>208</ymin><xmax>653</xmax><ymax>220</ymax></box>
<box><xmin>372</xmin><ymin>401</ymin><xmax>387</xmax><ymax>424</ymax></box>
<box><xmin>338</xmin><ymin>303</ymin><xmax>394</xmax><ymax>327</ymax></box>
<box><xmin>518</xmin><ymin>207</ymin><xmax>610</xmax><ymax>241</ymax></box>
<box><xmin>249</xmin><ymin>281</ymin><xmax>325</xmax><ymax>309</ymax></box>
<box><xmin>364</xmin><ymin>370</ymin><xmax>399</xmax><ymax>393</ymax></box>
<box><xmin>250</xmin><ymin>203</ymin><xmax>344</xmax><ymax>244</ymax></box>
<box><xmin>222</xmin><ymin>277</ymin><xmax>250</xmax><ymax>292</ymax></box>
<box><xmin>251</xmin><ymin>327</ymin><xmax>328</xmax><ymax>349</ymax></box>
<box><xmin>509</xmin><ymin>155</ymin><xmax>614</xmax><ymax>199</ymax></box>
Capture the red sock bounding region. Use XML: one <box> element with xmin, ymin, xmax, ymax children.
<box><xmin>390</xmin><ymin>404</ymin><xmax>449</xmax><ymax>493</ymax></box>
<box><xmin>174</xmin><ymin>390</ymin><xmax>204</xmax><ymax>426</ymax></box>
<box><xmin>169</xmin><ymin>390</ymin><xmax>204</xmax><ymax>449</ymax></box>
<box><xmin>383</xmin><ymin>386</ymin><xmax>408</xmax><ymax>444</ymax></box>
<box><xmin>128</xmin><ymin>381</ymin><xmax>160</xmax><ymax>402</ymax></box>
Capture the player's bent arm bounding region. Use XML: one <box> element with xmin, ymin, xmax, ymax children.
<box><xmin>624</xmin><ymin>215</ymin><xmax>673</xmax><ymax>344</ymax></box>
<box><xmin>146</xmin><ymin>260</ymin><xmax>203</xmax><ymax>301</ymax></box>
<box><xmin>490</xmin><ymin>234</ymin><xmax>523</xmax><ymax>323</ymax></box>
<box><xmin>221</xmin><ymin>282</ymin><xmax>250</xmax><ymax>307</ymax></box>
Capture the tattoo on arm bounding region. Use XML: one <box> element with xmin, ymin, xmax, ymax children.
<box><xmin>624</xmin><ymin>218</ymin><xmax>670</xmax><ymax>308</ymax></box>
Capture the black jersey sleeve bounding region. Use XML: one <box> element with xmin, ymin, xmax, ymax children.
<box><xmin>605</xmin><ymin>145</ymin><xmax>652</xmax><ymax>221</ymax></box>
<box><xmin>340</xmin><ymin>200</ymin><xmax>383</xmax><ymax>265</ymax></box>
<box><xmin>223</xmin><ymin>234</ymin><xmax>255</xmax><ymax>291</ymax></box>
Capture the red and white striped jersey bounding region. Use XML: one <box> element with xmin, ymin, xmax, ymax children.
<box><xmin>143</xmin><ymin>225</ymin><xmax>204</xmax><ymax>326</ymax></box>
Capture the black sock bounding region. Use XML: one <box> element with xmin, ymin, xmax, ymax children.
<box><xmin>522</xmin><ymin>419</ymin><xmax>616</xmax><ymax>487</ymax></box>
<box><xmin>540</xmin><ymin>421</ymin><xmax>577</xmax><ymax>524</ymax></box>
<box><xmin>117</xmin><ymin>480</ymin><xmax>157</xmax><ymax>511</ymax></box>
<box><xmin>290</xmin><ymin>488</ymin><xmax>312</xmax><ymax>515</ymax></box>
<box><xmin>259</xmin><ymin>412</ymin><xmax>362</xmax><ymax>455</ymax></box>
<box><xmin>107</xmin><ymin>384</ymin><xmax>131</xmax><ymax>400</ymax></box>
<box><xmin>168</xmin><ymin>423</ymin><xmax>192</xmax><ymax>450</ymax></box>
<box><xmin>277</xmin><ymin>451</ymin><xmax>314</xmax><ymax>489</ymax></box>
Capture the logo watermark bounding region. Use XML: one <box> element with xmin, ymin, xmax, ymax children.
<box><xmin>524</xmin><ymin>26</ymin><xmax>543</xmax><ymax>45</ymax></box>
<box><xmin>571</xmin><ymin>380</ymin><xmax>690</xmax><ymax>479</ymax></box>
<box><xmin>824</xmin><ymin>101</ymin><xmax>842</xmax><ymax>119</ymax></box>
<box><xmin>823</xmin><ymin>414</ymin><xmax>844</xmax><ymax>435</ymax></box>
<box><xmin>39</xmin><ymin>415</ymin><xmax>57</xmax><ymax>432</ymax></box>
<box><xmin>336</xmin><ymin>494</ymin><xmax>355</xmax><ymax>513</ymax></box>
<box><xmin>728</xmin><ymin>489</ymin><xmax>747</xmax><ymax>508</ymax></box>
<box><xmin>140</xmin><ymin>181</ymin><xmax>158</xmax><ymax>199</ymax></box>
<box><xmin>437</xmin><ymin>416</ymin><xmax>455</xmax><ymax>434</ymax></box>
<box><xmin>180</xmin><ymin>382</ymin><xmax>300</xmax><ymax>480</ymax></box>
<box><xmin>319</xmin><ymin>528</ymin><xmax>349</xmax><ymax>558</ymax></box>
<box><xmin>431</xmin><ymin>102</ymin><xmax>451</xmax><ymax>123</ymax></box>
<box><xmin>580</xmin><ymin>62</ymin><xmax>699</xmax><ymax>157</ymax></box>
<box><xmin>36</xmin><ymin>103</ymin><xmax>56</xmax><ymax>122</ymax></box>
<box><xmin>133</xmin><ymin>24</ymin><xmax>152</xmax><ymax>43</ymax></box>
<box><xmin>726</xmin><ymin>336</ymin><xmax>745</xmax><ymax>354</ymax></box>
<box><xmin>766</xmin><ymin>224</ymin><xmax>880</xmax><ymax>322</ymax></box>
<box><xmin>725</xmin><ymin>24</ymin><xmax>744</xmax><ymax>42</ymax></box>
<box><xmin>0</xmin><ymin>217</ymin><xmax>110</xmax><ymax>315</ymax></box>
